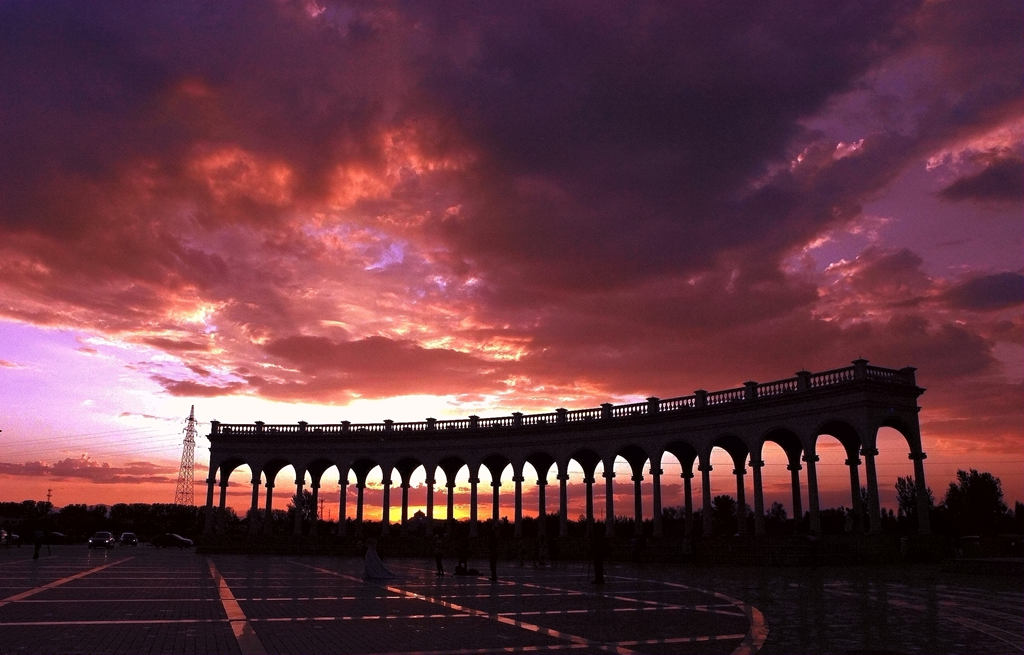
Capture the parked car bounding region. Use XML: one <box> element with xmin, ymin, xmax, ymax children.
<box><xmin>87</xmin><ymin>531</ymin><xmax>116</xmax><ymax>549</ymax></box>
<box><xmin>46</xmin><ymin>532</ymin><xmax>67</xmax><ymax>544</ymax></box>
<box><xmin>119</xmin><ymin>532</ymin><xmax>139</xmax><ymax>546</ymax></box>
<box><xmin>151</xmin><ymin>533</ymin><xmax>193</xmax><ymax>549</ymax></box>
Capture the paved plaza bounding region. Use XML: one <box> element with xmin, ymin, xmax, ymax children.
<box><xmin>0</xmin><ymin>545</ymin><xmax>1021</xmax><ymax>655</ymax></box>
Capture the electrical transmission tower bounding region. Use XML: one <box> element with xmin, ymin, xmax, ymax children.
<box><xmin>174</xmin><ymin>405</ymin><xmax>197</xmax><ymax>506</ymax></box>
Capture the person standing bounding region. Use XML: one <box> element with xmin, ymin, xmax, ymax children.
<box><xmin>363</xmin><ymin>538</ymin><xmax>393</xmax><ymax>580</ymax></box>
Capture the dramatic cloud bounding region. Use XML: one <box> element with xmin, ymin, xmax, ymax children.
<box><xmin>0</xmin><ymin>456</ymin><xmax>177</xmax><ymax>485</ymax></box>
<box><xmin>943</xmin><ymin>272</ymin><xmax>1024</xmax><ymax>312</ymax></box>
<box><xmin>940</xmin><ymin>157</ymin><xmax>1024</xmax><ymax>202</ymax></box>
<box><xmin>0</xmin><ymin>1</ymin><xmax>1021</xmax><ymax>503</ymax></box>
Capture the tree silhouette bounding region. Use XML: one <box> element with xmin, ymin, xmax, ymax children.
<box><xmin>711</xmin><ymin>494</ymin><xmax>737</xmax><ymax>535</ymax></box>
<box><xmin>942</xmin><ymin>469</ymin><xmax>1007</xmax><ymax>535</ymax></box>
<box><xmin>895</xmin><ymin>475</ymin><xmax>933</xmax><ymax>520</ymax></box>
<box><xmin>288</xmin><ymin>489</ymin><xmax>316</xmax><ymax>524</ymax></box>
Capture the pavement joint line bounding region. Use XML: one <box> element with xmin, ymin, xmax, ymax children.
<box><xmin>514</xmin><ymin>577</ymin><xmax>739</xmax><ymax>619</ymax></box>
<box><xmin>0</xmin><ymin>557</ymin><xmax>133</xmax><ymax>607</ymax></box>
<box><xmin>618</xmin><ymin>634</ymin><xmax>748</xmax><ymax>646</ymax></box>
<box><xmin>206</xmin><ymin>557</ymin><xmax>267</xmax><ymax>655</ymax></box>
<box><xmin>290</xmin><ymin>560</ymin><xmax>645</xmax><ymax>655</ymax></box>
<box><xmin>824</xmin><ymin>583</ymin><xmax>1024</xmax><ymax>652</ymax></box>
<box><xmin>610</xmin><ymin>574</ymin><xmax>768</xmax><ymax>655</ymax></box>
<box><xmin>11</xmin><ymin>598</ymin><xmax>223</xmax><ymax>603</ymax></box>
<box><xmin>0</xmin><ymin>618</ymin><xmax>233</xmax><ymax>627</ymax></box>
<box><xmin>253</xmin><ymin>614</ymin><xmax>473</xmax><ymax>622</ymax></box>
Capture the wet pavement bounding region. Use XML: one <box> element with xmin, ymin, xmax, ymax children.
<box><xmin>0</xmin><ymin>545</ymin><xmax>1020</xmax><ymax>654</ymax></box>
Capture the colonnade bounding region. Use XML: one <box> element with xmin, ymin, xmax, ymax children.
<box><xmin>205</xmin><ymin>438</ymin><xmax>930</xmax><ymax>539</ymax></box>
<box><xmin>204</xmin><ymin>360</ymin><xmax>931</xmax><ymax>539</ymax></box>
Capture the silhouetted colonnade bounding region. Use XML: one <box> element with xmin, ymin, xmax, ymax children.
<box><xmin>204</xmin><ymin>359</ymin><xmax>931</xmax><ymax>539</ymax></box>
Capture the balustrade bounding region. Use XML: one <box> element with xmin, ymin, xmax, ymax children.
<box><xmin>209</xmin><ymin>361</ymin><xmax>918</xmax><ymax>438</ymax></box>
<box><xmin>706</xmin><ymin>387</ymin><xmax>745</xmax><ymax>405</ymax></box>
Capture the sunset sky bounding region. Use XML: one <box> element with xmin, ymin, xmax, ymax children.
<box><xmin>0</xmin><ymin>1</ymin><xmax>1021</xmax><ymax>520</ymax></box>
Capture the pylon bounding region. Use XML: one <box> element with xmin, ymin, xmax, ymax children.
<box><xmin>174</xmin><ymin>405</ymin><xmax>197</xmax><ymax>506</ymax></box>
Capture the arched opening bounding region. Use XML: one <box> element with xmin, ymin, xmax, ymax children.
<box><xmin>708</xmin><ymin>435</ymin><xmax>750</xmax><ymax>536</ymax></box>
<box><xmin>449</xmin><ymin>462</ymin><xmax>471</xmax><ymax>522</ymax></box>
<box><xmin>874</xmin><ymin>424</ymin><xmax>930</xmax><ymax>533</ymax></box>
<box><xmin>216</xmin><ymin>460</ymin><xmax>252</xmax><ymax>514</ymax></box>
<box><xmin>567</xmin><ymin>449</ymin><xmax>601</xmax><ymax>530</ymax></box>
<box><xmin>758</xmin><ymin>440</ymin><xmax>794</xmax><ymax>532</ymax></box>
<box><xmin>813</xmin><ymin>431</ymin><xmax>858</xmax><ymax>535</ymax></box>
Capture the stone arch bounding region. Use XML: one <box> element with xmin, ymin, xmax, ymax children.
<box><xmin>393</xmin><ymin>456</ymin><xmax>424</xmax><ymax>531</ymax></box>
<box><xmin>525</xmin><ymin>451</ymin><xmax>555</xmax><ymax>537</ymax></box>
<box><xmin>618</xmin><ymin>444</ymin><xmax>652</xmax><ymax>535</ymax></box>
<box><xmin>569</xmin><ymin>448</ymin><xmax>601</xmax><ymax>530</ymax></box>
<box><xmin>665</xmin><ymin>440</ymin><xmax>699</xmax><ymax>538</ymax></box>
<box><xmin>292</xmin><ymin>457</ymin><xmax>334</xmax><ymax>534</ymax></box>
<box><xmin>481</xmin><ymin>453</ymin><xmax>511</xmax><ymax>526</ymax></box>
<box><xmin>260</xmin><ymin>460</ymin><xmax>295</xmax><ymax>536</ymax></box>
<box><xmin>707</xmin><ymin>434</ymin><xmax>750</xmax><ymax>535</ymax></box>
<box><xmin>874</xmin><ymin>413</ymin><xmax>930</xmax><ymax>534</ymax></box>
<box><xmin>349</xmin><ymin>458</ymin><xmax>378</xmax><ymax>533</ymax></box>
<box><xmin>815</xmin><ymin>419</ymin><xmax>867</xmax><ymax>532</ymax></box>
<box><xmin>760</xmin><ymin>427</ymin><xmax>806</xmax><ymax>532</ymax></box>
<box><xmin>436</xmin><ymin>455</ymin><xmax>468</xmax><ymax>530</ymax></box>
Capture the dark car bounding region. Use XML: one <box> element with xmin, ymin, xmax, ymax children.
<box><xmin>119</xmin><ymin>532</ymin><xmax>139</xmax><ymax>546</ymax></box>
<box><xmin>151</xmin><ymin>533</ymin><xmax>193</xmax><ymax>549</ymax></box>
<box><xmin>46</xmin><ymin>531</ymin><xmax>67</xmax><ymax>544</ymax></box>
<box><xmin>87</xmin><ymin>531</ymin><xmax>116</xmax><ymax>549</ymax></box>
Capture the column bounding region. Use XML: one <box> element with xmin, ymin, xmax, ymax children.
<box><xmin>803</xmin><ymin>453</ymin><xmax>821</xmax><ymax>535</ymax></box>
<box><xmin>446</xmin><ymin>481</ymin><xmax>456</xmax><ymax>532</ymax></box>
<box><xmin>469</xmin><ymin>476</ymin><xmax>479</xmax><ymax>537</ymax></box>
<box><xmin>699</xmin><ymin>463</ymin><xmax>713</xmax><ymax>536</ymax></box>
<box><xmin>400</xmin><ymin>482</ymin><xmax>410</xmax><ymax>531</ymax></box>
<box><xmin>203</xmin><ymin>476</ymin><xmax>216</xmax><ymax>534</ymax></box>
<box><xmin>310</xmin><ymin>481</ymin><xmax>320</xmax><ymax>536</ymax></box>
<box><xmin>681</xmin><ymin>470</ymin><xmax>694</xmax><ymax>538</ymax></box>
<box><xmin>788</xmin><ymin>462</ymin><xmax>803</xmax><ymax>528</ymax></box>
<box><xmin>293</xmin><ymin>476</ymin><xmax>305</xmax><ymax>536</ymax></box>
<box><xmin>355</xmin><ymin>482</ymin><xmax>365</xmax><ymax>535</ymax></box>
<box><xmin>337</xmin><ymin>478</ymin><xmax>348</xmax><ymax>537</ymax></box>
<box><xmin>536</xmin><ymin>478</ymin><xmax>547</xmax><ymax>538</ymax></box>
<box><xmin>249</xmin><ymin>477</ymin><xmax>260</xmax><ymax>536</ymax></box>
<box><xmin>750</xmin><ymin>459</ymin><xmax>765</xmax><ymax>537</ymax></box>
<box><xmin>218</xmin><ymin>481</ymin><xmax>228</xmax><ymax>509</ymax></box>
<box><xmin>910</xmin><ymin>451</ymin><xmax>931</xmax><ymax>534</ymax></box>
<box><xmin>381</xmin><ymin>475</ymin><xmax>392</xmax><ymax>536</ymax></box>
<box><xmin>651</xmin><ymin>465</ymin><xmax>663</xmax><ymax>538</ymax></box>
<box><xmin>846</xmin><ymin>456</ymin><xmax>863</xmax><ymax>532</ymax></box>
<box><xmin>263</xmin><ymin>482</ymin><xmax>275</xmax><ymax>536</ymax></box>
<box><xmin>631</xmin><ymin>473</ymin><xmax>644</xmax><ymax>536</ymax></box>
<box><xmin>584</xmin><ymin>476</ymin><xmax>595</xmax><ymax>531</ymax></box>
<box><xmin>513</xmin><ymin>474</ymin><xmax>524</xmax><ymax>538</ymax></box>
<box><xmin>734</xmin><ymin>467</ymin><xmax>747</xmax><ymax>535</ymax></box>
<box><xmin>861</xmin><ymin>447</ymin><xmax>881</xmax><ymax>533</ymax></box>
<box><xmin>558</xmin><ymin>472</ymin><xmax>569</xmax><ymax>537</ymax></box>
<box><xmin>426</xmin><ymin>477</ymin><xmax>435</xmax><ymax>522</ymax></box>
<box><xmin>491</xmin><ymin>479</ymin><xmax>501</xmax><ymax>523</ymax></box>
<box><xmin>604</xmin><ymin>469</ymin><xmax>615</xmax><ymax>537</ymax></box>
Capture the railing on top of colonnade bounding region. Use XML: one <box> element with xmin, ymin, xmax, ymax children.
<box><xmin>209</xmin><ymin>359</ymin><xmax>918</xmax><ymax>438</ymax></box>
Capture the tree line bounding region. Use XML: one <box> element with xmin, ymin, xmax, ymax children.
<box><xmin>1</xmin><ymin>468</ymin><xmax>1020</xmax><ymax>543</ymax></box>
